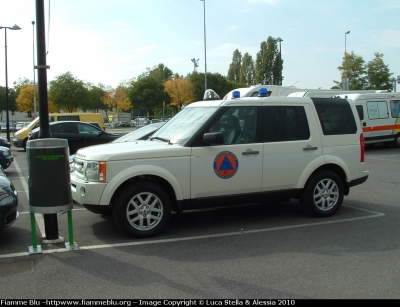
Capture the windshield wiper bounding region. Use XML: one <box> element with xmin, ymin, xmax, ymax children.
<box><xmin>150</xmin><ymin>136</ymin><xmax>170</xmax><ymax>143</ymax></box>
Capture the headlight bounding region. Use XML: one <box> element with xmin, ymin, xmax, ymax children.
<box><xmin>85</xmin><ymin>161</ymin><xmax>106</xmax><ymax>182</ymax></box>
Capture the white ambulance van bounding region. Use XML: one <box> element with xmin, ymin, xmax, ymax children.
<box><xmin>337</xmin><ymin>92</ymin><xmax>400</xmax><ymax>147</ymax></box>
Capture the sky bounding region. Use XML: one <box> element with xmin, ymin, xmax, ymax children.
<box><xmin>0</xmin><ymin>0</ymin><xmax>400</xmax><ymax>93</ymax></box>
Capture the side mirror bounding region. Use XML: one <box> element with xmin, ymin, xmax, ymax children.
<box><xmin>202</xmin><ymin>132</ymin><xmax>224</xmax><ymax>145</ymax></box>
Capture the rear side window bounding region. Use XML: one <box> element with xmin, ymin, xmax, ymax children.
<box><xmin>390</xmin><ymin>100</ymin><xmax>400</xmax><ymax>118</ymax></box>
<box><xmin>263</xmin><ymin>106</ymin><xmax>310</xmax><ymax>142</ymax></box>
<box><xmin>356</xmin><ymin>105</ymin><xmax>364</xmax><ymax>120</ymax></box>
<box><xmin>312</xmin><ymin>98</ymin><xmax>357</xmax><ymax>135</ymax></box>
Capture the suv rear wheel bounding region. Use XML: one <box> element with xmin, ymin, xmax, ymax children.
<box><xmin>113</xmin><ymin>181</ymin><xmax>171</xmax><ymax>238</ymax></box>
<box><xmin>300</xmin><ymin>171</ymin><xmax>344</xmax><ymax>217</ymax></box>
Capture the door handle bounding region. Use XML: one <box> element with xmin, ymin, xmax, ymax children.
<box><xmin>303</xmin><ymin>145</ymin><xmax>318</xmax><ymax>151</ymax></box>
<box><xmin>242</xmin><ymin>150</ymin><xmax>259</xmax><ymax>155</ymax></box>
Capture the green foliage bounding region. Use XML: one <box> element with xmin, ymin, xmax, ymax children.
<box><xmin>366</xmin><ymin>53</ymin><xmax>393</xmax><ymax>90</ymax></box>
<box><xmin>85</xmin><ymin>83</ymin><xmax>108</xmax><ymax>113</ymax></box>
<box><xmin>336</xmin><ymin>51</ymin><xmax>393</xmax><ymax>91</ymax></box>
<box><xmin>128</xmin><ymin>65</ymin><xmax>170</xmax><ymax>117</ymax></box>
<box><xmin>227</xmin><ymin>49</ymin><xmax>242</xmax><ymax>83</ymax></box>
<box><xmin>239</xmin><ymin>52</ymin><xmax>255</xmax><ymax>85</ymax></box>
<box><xmin>49</xmin><ymin>72</ymin><xmax>89</xmax><ymax>113</ymax></box>
<box><xmin>255</xmin><ymin>37</ymin><xmax>280</xmax><ymax>85</ymax></box>
<box><xmin>187</xmin><ymin>71</ymin><xmax>242</xmax><ymax>101</ymax></box>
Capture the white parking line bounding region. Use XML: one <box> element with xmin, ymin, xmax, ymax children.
<box><xmin>6</xmin><ymin>155</ymin><xmax>385</xmax><ymax>260</ymax></box>
<box><xmin>0</xmin><ymin>204</ymin><xmax>385</xmax><ymax>259</ymax></box>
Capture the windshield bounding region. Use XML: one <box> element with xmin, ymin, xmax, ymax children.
<box><xmin>150</xmin><ymin>106</ymin><xmax>218</xmax><ymax>145</ymax></box>
<box><xmin>27</xmin><ymin>117</ymin><xmax>39</xmax><ymax>128</ymax></box>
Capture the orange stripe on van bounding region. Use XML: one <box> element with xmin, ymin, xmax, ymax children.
<box><xmin>363</xmin><ymin>124</ymin><xmax>400</xmax><ymax>133</ymax></box>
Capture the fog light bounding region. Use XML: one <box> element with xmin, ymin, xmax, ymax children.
<box><xmin>80</xmin><ymin>186</ymin><xmax>86</xmax><ymax>197</ymax></box>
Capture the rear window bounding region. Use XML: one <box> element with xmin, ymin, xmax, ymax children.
<box><xmin>312</xmin><ymin>98</ymin><xmax>357</xmax><ymax>135</ymax></box>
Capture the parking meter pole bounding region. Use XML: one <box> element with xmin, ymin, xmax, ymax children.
<box><xmin>43</xmin><ymin>213</ymin><xmax>59</xmax><ymax>240</ymax></box>
<box><xmin>65</xmin><ymin>210</ymin><xmax>79</xmax><ymax>251</ymax></box>
<box><xmin>68</xmin><ymin>211</ymin><xmax>74</xmax><ymax>244</ymax></box>
<box><xmin>28</xmin><ymin>212</ymin><xmax>42</xmax><ymax>254</ymax></box>
<box><xmin>36</xmin><ymin>0</ymin><xmax>57</xmax><ymax>240</ymax></box>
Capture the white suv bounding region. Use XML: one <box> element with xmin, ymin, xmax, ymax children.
<box><xmin>71</xmin><ymin>92</ymin><xmax>369</xmax><ymax>238</ymax></box>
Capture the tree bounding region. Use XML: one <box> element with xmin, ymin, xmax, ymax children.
<box><xmin>254</xmin><ymin>36</ymin><xmax>279</xmax><ymax>85</ymax></box>
<box><xmin>366</xmin><ymin>52</ymin><xmax>393</xmax><ymax>90</ymax></box>
<box><xmin>187</xmin><ymin>71</ymin><xmax>243</xmax><ymax>101</ymax></box>
<box><xmin>227</xmin><ymin>49</ymin><xmax>242</xmax><ymax>83</ymax></box>
<box><xmin>335</xmin><ymin>51</ymin><xmax>367</xmax><ymax>90</ymax></box>
<box><xmin>49</xmin><ymin>72</ymin><xmax>88</xmax><ymax>112</ymax></box>
<box><xmin>15</xmin><ymin>84</ymin><xmax>38</xmax><ymax>117</ymax></box>
<box><xmin>101</xmin><ymin>87</ymin><xmax>131</xmax><ymax>112</ymax></box>
<box><xmin>86</xmin><ymin>83</ymin><xmax>109</xmax><ymax>113</ymax></box>
<box><xmin>239</xmin><ymin>52</ymin><xmax>255</xmax><ymax>85</ymax></box>
<box><xmin>164</xmin><ymin>78</ymin><xmax>196</xmax><ymax>110</ymax></box>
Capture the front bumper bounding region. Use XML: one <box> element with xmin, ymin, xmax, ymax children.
<box><xmin>71</xmin><ymin>176</ymin><xmax>108</xmax><ymax>208</ymax></box>
<box><xmin>0</xmin><ymin>156</ymin><xmax>14</xmax><ymax>169</ymax></box>
<box><xmin>0</xmin><ymin>198</ymin><xmax>19</xmax><ymax>230</ymax></box>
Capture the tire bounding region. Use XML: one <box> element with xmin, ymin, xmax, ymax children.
<box><xmin>300</xmin><ymin>171</ymin><xmax>344</xmax><ymax>217</ymax></box>
<box><xmin>393</xmin><ymin>134</ymin><xmax>400</xmax><ymax>148</ymax></box>
<box><xmin>113</xmin><ymin>181</ymin><xmax>171</xmax><ymax>238</ymax></box>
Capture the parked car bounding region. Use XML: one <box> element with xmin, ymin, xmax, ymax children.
<box><xmin>115</xmin><ymin>121</ymin><xmax>131</xmax><ymax>127</ymax></box>
<box><xmin>0</xmin><ymin>170</ymin><xmax>19</xmax><ymax>231</ymax></box>
<box><xmin>15</xmin><ymin>122</ymin><xmax>30</xmax><ymax>132</ymax></box>
<box><xmin>0</xmin><ymin>137</ymin><xmax>11</xmax><ymax>148</ymax></box>
<box><xmin>0</xmin><ymin>146</ymin><xmax>14</xmax><ymax>170</ymax></box>
<box><xmin>28</xmin><ymin>121</ymin><xmax>120</xmax><ymax>154</ymax></box>
<box><xmin>70</xmin><ymin>89</ymin><xmax>369</xmax><ymax>239</ymax></box>
<box><xmin>133</xmin><ymin>118</ymin><xmax>150</xmax><ymax>128</ymax></box>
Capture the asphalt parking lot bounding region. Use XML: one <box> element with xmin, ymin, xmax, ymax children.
<box><xmin>1</xmin><ymin>142</ymin><xmax>400</xmax><ymax>299</ymax></box>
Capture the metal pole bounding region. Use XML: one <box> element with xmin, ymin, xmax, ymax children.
<box><xmin>36</xmin><ymin>0</ymin><xmax>58</xmax><ymax>240</ymax></box>
<box><xmin>32</xmin><ymin>21</ymin><xmax>37</xmax><ymax>117</ymax></box>
<box><xmin>344</xmin><ymin>31</ymin><xmax>350</xmax><ymax>91</ymax></box>
<box><xmin>4</xmin><ymin>28</ymin><xmax>10</xmax><ymax>142</ymax></box>
<box><xmin>203</xmin><ymin>0</ymin><xmax>207</xmax><ymax>91</ymax></box>
<box><xmin>279</xmin><ymin>41</ymin><xmax>282</xmax><ymax>86</ymax></box>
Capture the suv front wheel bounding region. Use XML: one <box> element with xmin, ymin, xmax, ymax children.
<box><xmin>300</xmin><ymin>171</ymin><xmax>344</xmax><ymax>217</ymax></box>
<box><xmin>113</xmin><ymin>181</ymin><xmax>171</xmax><ymax>238</ymax></box>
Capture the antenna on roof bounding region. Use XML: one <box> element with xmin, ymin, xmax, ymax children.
<box><xmin>278</xmin><ymin>81</ymin><xmax>298</xmax><ymax>96</ymax></box>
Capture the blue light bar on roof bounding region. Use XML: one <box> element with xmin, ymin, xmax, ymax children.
<box><xmin>232</xmin><ymin>91</ymin><xmax>241</xmax><ymax>99</ymax></box>
<box><xmin>258</xmin><ymin>87</ymin><xmax>268</xmax><ymax>97</ymax></box>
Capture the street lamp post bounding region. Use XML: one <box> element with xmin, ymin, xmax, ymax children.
<box><xmin>200</xmin><ymin>0</ymin><xmax>207</xmax><ymax>91</ymax></box>
<box><xmin>344</xmin><ymin>30</ymin><xmax>350</xmax><ymax>90</ymax></box>
<box><xmin>0</xmin><ymin>24</ymin><xmax>21</xmax><ymax>142</ymax></box>
<box><xmin>32</xmin><ymin>21</ymin><xmax>37</xmax><ymax>117</ymax></box>
<box><xmin>276</xmin><ymin>37</ymin><xmax>283</xmax><ymax>86</ymax></box>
